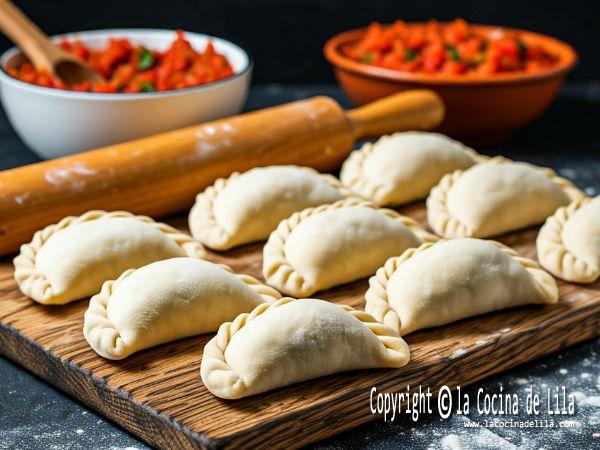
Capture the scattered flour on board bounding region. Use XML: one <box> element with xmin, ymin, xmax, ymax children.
<box><xmin>583</xmin><ymin>396</ymin><xmax>600</xmax><ymax>407</ymax></box>
<box><xmin>109</xmin><ymin>447</ymin><xmax>142</xmax><ymax>450</ymax></box>
<box><xmin>571</xmin><ymin>292</ymin><xmax>590</xmax><ymax>302</ymax></box>
<box><xmin>438</xmin><ymin>426</ymin><xmax>516</xmax><ymax>450</ymax></box>
<box><xmin>572</xmin><ymin>391</ymin><xmax>588</xmax><ymax>402</ymax></box>
<box><xmin>584</xmin><ymin>186</ymin><xmax>597</xmax><ymax>196</ymax></box>
<box><xmin>559</xmin><ymin>368</ymin><xmax>568</xmax><ymax>375</ymax></box>
<box><xmin>441</xmin><ymin>434</ymin><xmax>461</xmax><ymax>449</ymax></box>
<box><xmin>571</xmin><ymin>391</ymin><xmax>600</xmax><ymax>407</ymax></box>
<box><xmin>75</xmin><ymin>429</ymin><xmax>84</xmax><ymax>435</ymax></box>
<box><xmin>513</xmin><ymin>378</ymin><xmax>530</xmax><ymax>386</ymax></box>
<box><xmin>450</xmin><ymin>349</ymin><xmax>468</xmax><ymax>358</ymax></box>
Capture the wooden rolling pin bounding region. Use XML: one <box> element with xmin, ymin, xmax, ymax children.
<box><xmin>0</xmin><ymin>89</ymin><xmax>444</xmax><ymax>256</ymax></box>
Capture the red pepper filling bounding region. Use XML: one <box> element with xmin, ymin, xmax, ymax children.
<box><xmin>7</xmin><ymin>30</ymin><xmax>235</xmax><ymax>93</ymax></box>
<box><xmin>345</xmin><ymin>19</ymin><xmax>559</xmax><ymax>76</ymax></box>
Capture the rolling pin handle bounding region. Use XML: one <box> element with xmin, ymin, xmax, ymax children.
<box><xmin>346</xmin><ymin>89</ymin><xmax>445</xmax><ymax>140</ymax></box>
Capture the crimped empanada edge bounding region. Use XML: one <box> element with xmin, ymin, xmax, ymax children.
<box><xmin>340</xmin><ymin>134</ymin><xmax>485</xmax><ymax>206</ymax></box>
<box><xmin>536</xmin><ymin>197</ymin><xmax>598</xmax><ymax>283</ymax></box>
<box><xmin>83</xmin><ymin>261</ymin><xmax>282</xmax><ymax>360</ymax></box>
<box><xmin>262</xmin><ymin>198</ymin><xmax>438</xmax><ymax>297</ymax></box>
<box><xmin>200</xmin><ymin>297</ymin><xmax>410</xmax><ymax>400</ymax></box>
<box><xmin>426</xmin><ymin>158</ymin><xmax>585</xmax><ymax>239</ymax></box>
<box><xmin>13</xmin><ymin>210</ymin><xmax>204</xmax><ymax>305</ymax></box>
<box><xmin>188</xmin><ymin>172</ymin><xmax>240</xmax><ymax>250</ymax></box>
<box><xmin>188</xmin><ymin>166</ymin><xmax>355</xmax><ymax>250</ymax></box>
<box><xmin>426</xmin><ymin>169</ymin><xmax>474</xmax><ymax>239</ymax></box>
<box><xmin>365</xmin><ymin>239</ymin><xmax>559</xmax><ymax>335</ymax></box>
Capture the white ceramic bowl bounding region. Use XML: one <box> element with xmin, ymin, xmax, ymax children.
<box><xmin>0</xmin><ymin>29</ymin><xmax>252</xmax><ymax>159</ymax></box>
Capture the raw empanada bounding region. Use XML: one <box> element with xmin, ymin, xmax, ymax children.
<box><xmin>83</xmin><ymin>257</ymin><xmax>280</xmax><ymax>359</ymax></box>
<box><xmin>13</xmin><ymin>211</ymin><xmax>205</xmax><ymax>305</ymax></box>
<box><xmin>340</xmin><ymin>132</ymin><xmax>481</xmax><ymax>206</ymax></box>
<box><xmin>189</xmin><ymin>165</ymin><xmax>353</xmax><ymax>250</ymax></box>
<box><xmin>427</xmin><ymin>159</ymin><xmax>583</xmax><ymax>238</ymax></box>
<box><xmin>263</xmin><ymin>199</ymin><xmax>437</xmax><ymax>297</ymax></box>
<box><xmin>365</xmin><ymin>238</ymin><xmax>558</xmax><ymax>335</ymax></box>
<box><xmin>201</xmin><ymin>297</ymin><xmax>409</xmax><ymax>399</ymax></box>
<box><xmin>536</xmin><ymin>196</ymin><xmax>599</xmax><ymax>283</ymax></box>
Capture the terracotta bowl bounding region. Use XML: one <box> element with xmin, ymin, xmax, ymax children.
<box><xmin>324</xmin><ymin>24</ymin><xmax>577</xmax><ymax>144</ymax></box>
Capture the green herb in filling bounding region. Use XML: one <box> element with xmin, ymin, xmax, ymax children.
<box><xmin>446</xmin><ymin>45</ymin><xmax>461</xmax><ymax>62</ymax></box>
<box><xmin>138</xmin><ymin>47</ymin><xmax>155</xmax><ymax>70</ymax></box>
<box><xmin>518</xmin><ymin>40</ymin><xmax>528</xmax><ymax>55</ymax></box>
<box><xmin>139</xmin><ymin>81</ymin><xmax>155</xmax><ymax>92</ymax></box>
<box><xmin>405</xmin><ymin>48</ymin><xmax>419</xmax><ymax>61</ymax></box>
<box><xmin>361</xmin><ymin>53</ymin><xmax>374</xmax><ymax>63</ymax></box>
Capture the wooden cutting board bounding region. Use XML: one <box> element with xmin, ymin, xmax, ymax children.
<box><xmin>0</xmin><ymin>203</ymin><xmax>598</xmax><ymax>449</ymax></box>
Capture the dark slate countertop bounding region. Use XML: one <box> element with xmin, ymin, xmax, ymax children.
<box><xmin>0</xmin><ymin>83</ymin><xmax>598</xmax><ymax>450</ymax></box>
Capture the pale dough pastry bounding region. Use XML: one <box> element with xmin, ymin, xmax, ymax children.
<box><xmin>263</xmin><ymin>198</ymin><xmax>437</xmax><ymax>297</ymax></box>
<box><xmin>427</xmin><ymin>158</ymin><xmax>583</xmax><ymax>238</ymax></box>
<box><xmin>13</xmin><ymin>211</ymin><xmax>205</xmax><ymax>305</ymax></box>
<box><xmin>536</xmin><ymin>196</ymin><xmax>599</xmax><ymax>283</ymax></box>
<box><xmin>83</xmin><ymin>257</ymin><xmax>280</xmax><ymax>359</ymax></box>
<box><xmin>340</xmin><ymin>132</ymin><xmax>482</xmax><ymax>206</ymax></box>
<box><xmin>189</xmin><ymin>165</ymin><xmax>354</xmax><ymax>250</ymax></box>
<box><xmin>365</xmin><ymin>238</ymin><xmax>558</xmax><ymax>335</ymax></box>
<box><xmin>200</xmin><ymin>297</ymin><xmax>410</xmax><ymax>399</ymax></box>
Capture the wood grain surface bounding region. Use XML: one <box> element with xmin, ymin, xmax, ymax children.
<box><xmin>0</xmin><ymin>203</ymin><xmax>598</xmax><ymax>449</ymax></box>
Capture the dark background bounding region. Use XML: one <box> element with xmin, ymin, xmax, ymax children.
<box><xmin>0</xmin><ymin>3</ymin><xmax>599</xmax><ymax>449</ymax></box>
<box><xmin>1</xmin><ymin>0</ymin><xmax>599</xmax><ymax>84</ymax></box>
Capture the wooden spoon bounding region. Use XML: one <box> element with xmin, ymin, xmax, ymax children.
<box><xmin>0</xmin><ymin>0</ymin><xmax>104</xmax><ymax>85</ymax></box>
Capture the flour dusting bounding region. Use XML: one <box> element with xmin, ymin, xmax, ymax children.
<box><xmin>203</xmin><ymin>125</ymin><xmax>217</xmax><ymax>136</ymax></box>
<box><xmin>572</xmin><ymin>293</ymin><xmax>590</xmax><ymax>302</ymax></box>
<box><xmin>195</xmin><ymin>140</ymin><xmax>219</xmax><ymax>156</ymax></box>
<box><xmin>450</xmin><ymin>349</ymin><xmax>468</xmax><ymax>359</ymax></box>
<box><xmin>14</xmin><ymin>192</ymin><xmax>30</xmax><ymax>205</ymax></box>
<box><xmin>435</xmin><ymin>422</ymin><xmax>517</xmax><ymax>450</ymax></box>
<box><xmin>583</xmin><ymin>396</ymin><xmax>600</xmax><ymax>407</ymax></box>
<box><xmin>44</xmin><ymin>162</ymin><xmax>97</xmax><ymax>189</ymax></box>
<box><xmin>221</xmin><ymin>123</ymin><xmax>235</xmax><ymax>133</ymax></box>
<box><xmin>441</xmin><ymin>434</ymin><xmax>461</xmax><ymax>449</ymax></box>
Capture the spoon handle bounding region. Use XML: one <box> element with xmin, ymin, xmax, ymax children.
<box><xmin>0</xmin><ymin>0</ymin><xmax>57</xmax><ymax>72</ymax></box>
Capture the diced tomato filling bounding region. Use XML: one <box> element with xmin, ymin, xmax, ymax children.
<box><xmin>345</xmin><ymin>19</ymin><xmax>558</xmax><ymax>76</ymax></box>
<box><xmin>7</xmin><ymin>30</ymin><xmax>235</xmax><ymax>93</ymax></box>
